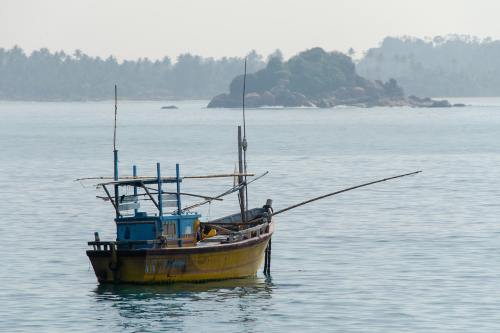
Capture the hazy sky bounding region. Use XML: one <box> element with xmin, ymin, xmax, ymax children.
<box><xmin>2</xmin><ymin>0</ymin><xmax>499</xmax><ymax>60</ymax></box>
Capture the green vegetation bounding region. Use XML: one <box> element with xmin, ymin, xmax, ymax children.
<box><xmin>3</xmin><ymin>36</ymin><xmax>487</xmax><ymax>102</ymax></box>
<box><xmin>229</xmin><ymin>48</ymin><xmax>358</xmax><ymax>98</ymax></box>
<box><xmin>0</xmin><ymin>47</ymin><xmax>265</xmax><ymax>100</ymax></box>
<box><xmin>357</xmin><ymin>35</ymin><xmax>500</xmax><ymax>97</ymax></box>
<box><xmin>287</xmin><ymin>48</ymin><xmax>357</xmax><ymax>97</ymax></box>
<box><xmin>209</xmin><ymin>47</ymin><xmax>407</xmax><ymax>108</ymax></box>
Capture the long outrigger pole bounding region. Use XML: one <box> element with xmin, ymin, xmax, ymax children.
<box><xmin>254</xmin><ymin>171</ymin><xmax>422</xmax><ymax>222</ymax></box>
<box><xmin>261</xmin><ymin>171</ymin><xmax>420</xmax><ymax>276</ymax></box>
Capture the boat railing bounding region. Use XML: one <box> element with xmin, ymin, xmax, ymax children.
<box><xmin>237</xmin><ymin>221</ymin><xmax>269</xmax><ymax>239</ymax></box>
<box><xmin>88</xmin><ymin>240</ymin><xmax>160</xmax><ymax>251</ymax></box>
<box><xmin>89</xmin><ymin>238</ymin><xmax>187</xmax><ymax>250</ymax></box>
<box><xmin>89</xmin><ymin>220</ymin><xmax>271</xmax><ymax>250</ymax></box>
<box><xmin>201</xmin><ymin>221</ymin><xmax>270</xmax><ymax>243</ymax></box>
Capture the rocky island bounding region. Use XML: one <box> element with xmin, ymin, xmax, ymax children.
<box><xmin>208</xmin><ymin>47</ymin><xmax>452</xmax><ymax>108</ymax></box>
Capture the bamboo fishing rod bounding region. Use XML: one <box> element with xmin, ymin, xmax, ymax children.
<box><xmin>245</xmin><ymin>171</ymin><xmax>422</xmax><ymax>223</ymax></box>
<box><xmin>260</xmin><ymin>170</ymin><xmax>420</xmax><ymax>277</ymax></box>
<box><xmin>272</xmin><ymin>170</ymin><xmax>421</xmax><ymax>216</ymax></box>
<box><xmin>75</xmin><ymin>173</ymin><xmax>255</xmax><ymax>182</ymax></box>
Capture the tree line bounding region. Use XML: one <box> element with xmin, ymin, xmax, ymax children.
<box><xmin>0</xmin><ymin>46</ymin><xmax>265</xmax><ymax>100</ymax></box>
<box><xmin>356</xmin><ymin>35</ymin><xmax>500</xmax><ymax>97</ymax></box>
<box><xmin>3</xmin><ymin>35</ymin><xmax>500</xmax><ymax>100</ymax></box>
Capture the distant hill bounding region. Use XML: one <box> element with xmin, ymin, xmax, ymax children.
<box><xmin>208</xmin><ymin>47</ymin><xmax>443</xmax><ymax>108</ymax></box>
<box><xmin>0</xmin><ymin>47</ymin><xmax>265</xmax><ymax>101</ymax></box>
<box><xmin>357</xmin><ymin>35</ymin><xmax>500</xmax><ymax>97</ymax></box>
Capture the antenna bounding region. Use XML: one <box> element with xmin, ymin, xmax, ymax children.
<box><xmin>113</xmin><ymin>84</ymin><xmax>118</xmax><ymax>151</ymax></box>
<box><xmin>242</xmin><ymin>58</ymin><xmax>247</xmax><ymax>140</ymax></box>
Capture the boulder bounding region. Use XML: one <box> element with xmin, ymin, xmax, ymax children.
<box><xmin>207</xmin><ymin>93</ymin><xmax>240</xmax><ymax>108</ymax></box>
<box><xmin>408</xmin><ymin>95</ymin><xmax>451</xmax><ymax>108</ymax></box>
<box><xmin>244</xmin><ymin>93</ymin><xmax>263</xmax><ymax>108</ymax></box>
<box><xmin>260</xmin><ymin>91</ymin><xmax>276</xmax><ymax>106</ymax></box>
<box><xmin>274</xmin><ymin>89</ymin><xmax>312</xmax><ymax>107</ymax></box>
<box><xmin>161</xmin><ymin>105</ymin><xmax>178</xmax><ymax>109</ymax></box>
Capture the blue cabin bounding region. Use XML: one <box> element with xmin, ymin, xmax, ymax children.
<box><xmin>99</xmin><ymin>162</ymin><xmax>201</xmax><ymax>249</ymax></box>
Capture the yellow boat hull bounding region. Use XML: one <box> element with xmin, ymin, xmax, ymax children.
<box><xmin>87</xmin><ymin>231</ymin><xmax>272</xmax><ymax>284</ymax></box>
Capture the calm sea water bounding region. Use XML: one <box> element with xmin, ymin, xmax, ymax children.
<box><xmin>2</xmin><ymin>99</ymin><xmax>500</xmax><ymax>332</ymax></box>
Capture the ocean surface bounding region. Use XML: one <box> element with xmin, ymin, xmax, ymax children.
<box><xmin>1</xmin><ymin>98</ymin><xmax>500</xmax><ymax>332</ymax></box>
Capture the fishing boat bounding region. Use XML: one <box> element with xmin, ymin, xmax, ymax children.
<box><xmin>83</xmin><ymin>66</ymin><xmax>421</xmax><ymax>285</ymax></box>
<box><xmin>84</xmin><ymin>76</ymin><xmax>277</xmax><ymax>283</ymax></box>
<box><xmin>86</xmin><ymin>167</ymin><xmax>275</xmax><ymax>284</ymax></box>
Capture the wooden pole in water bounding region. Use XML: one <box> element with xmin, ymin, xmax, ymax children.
<box><xmin>264</xmin><ymin>238</ymin><xmax>271</xmax><ymax>276</ymax></box>
<box><xmin>268</xmin><ymin>239</ymin><xmax>272</xmax><ymax>274</ymax></box>
<box><xmin>264</xmin><ymin>241</ymin><xmax>269</xmax><ymax>275</ymax></box>
<box><xmin>237</xmin><ymin>126</ymin><xmax>246</xmax><ymax>222</ymax></box>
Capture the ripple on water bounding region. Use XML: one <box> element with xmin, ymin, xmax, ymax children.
<box><xmin>1</xmin><ymin>101</ymin><xmax>500</xmax><ymax>332</ymax></box>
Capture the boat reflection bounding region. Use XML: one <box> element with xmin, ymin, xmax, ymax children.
<box><xmin>92</xmin><ymin>277</ymin><xmax>274</xmax><ymax>332</ymax></box>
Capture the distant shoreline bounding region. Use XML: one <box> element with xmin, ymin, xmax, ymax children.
<box><xmin>0</xmin><ymin>98</ymin><xmax>210</xmax><ymax>103</ymax></box>
<box><xmin>3</xmin><ymin>96</ymin><xmax>500</xmax><ymax>103</ymax></box>
<box><xmin>2</xmin><ymin>97</ymin><xmax>500</xmax><ymax>108</ymax></box>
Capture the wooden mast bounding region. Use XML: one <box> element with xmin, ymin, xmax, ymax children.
<box><xmin>242</xmin><ymin>58</ymin><xmax>249</xmax><ymax>219</ymax></box>
<box><xmin>237</xmin><ymin>57</ymin><xmax>249</xmax><ymax>223</ymax></box>
<box><xmin>237</xmin><ymin>125</ymin><xmax>246</xmax><ymax>222</ymax></box>
<box><xmin>113</xmin><ymin>85</ymin><xmax>119</xmax><ymax>219</ymax></box>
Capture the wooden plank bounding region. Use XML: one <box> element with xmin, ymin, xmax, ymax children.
<box><xmin>183</xmin><ymin>173</ymin><xmax>254</xmax><ymax>179</ymax></box>
<box><xmin>163</xmin><ymin>200</ymin><xmax>178</xmax><ymax>208</ymax></box>
<box><xmin>81</xmin><ymin>173</ymin><xmax>256</xmax><ymax>185</ymax></box>
<box><xmin>118</xmin><ymin>201</ymin><xmax>140</xmax><ymax>211</ymax></box>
